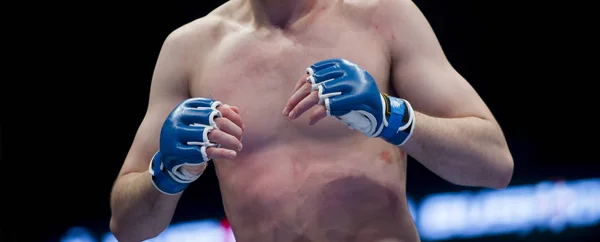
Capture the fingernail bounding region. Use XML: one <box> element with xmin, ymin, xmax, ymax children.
<box><xmin>282</xmin><ymin>107</ymin><xmax>289</xmax><ymax>116</ymax></box>
<box><xmin>238</xmin><ymin>143</ymin><xmax>243</xmax><ymax>151</ymax></box>
<box><xmin>288</xmin><ymin>111</ymin><xmax>295</xmax><ymax>119</ymax></box>
<box><xmin>242</xmin><ymin>124</ymin><xmax>246</xmax><ymax>130</ymax></box>
<box><xmin>228</xmin><ymin>150</ymin><xmax>237</xmax><ymax>159</ymax></box>
<box><xmin>308</xmin><ymin>119</ymin><xmax>315</xmax><ymax>126</ymax></box>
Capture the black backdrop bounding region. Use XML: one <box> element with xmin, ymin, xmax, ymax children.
<box><xmin>2</xmin><ymin>1</ymin><xmax>598</xmax><ymax>241</ymax></box>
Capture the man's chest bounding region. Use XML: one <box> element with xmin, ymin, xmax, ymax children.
<box><xmin>188</xmin><ymin>27</ymin><xmax>392</xmax><ymax>145</ymax></box>
<box><xmin>191</xmin><ymin>26</ymin><xmax>391</xmax><ymax>101</ymax></box>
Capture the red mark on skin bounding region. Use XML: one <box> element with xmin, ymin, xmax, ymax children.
<box><xmin>398</xmin><ymin>148</ymin><xmax>405</xmax><ymax>158</ymax></box>
<box><xmin>379</xmin><ymin>149</ymin><xmax>406</xmax><ymax>164</ymax></box>
<box><xmin>379</xmin><ymin>150</ymin><xmax>393</xmax><ymax>164</ymax></box>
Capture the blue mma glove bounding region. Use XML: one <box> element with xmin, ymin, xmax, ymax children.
<box><xmin>306</xmin><ymin>58</ymin><xmax>415</xmax><ymax>146</ymax></box>
<box><xmin>149</xmin><ymin>98</ymin><xmax>223</xmax><ymax>195</ymax></box>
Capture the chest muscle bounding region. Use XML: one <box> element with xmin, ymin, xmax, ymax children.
<box><xmin>190</xmin><ymin>23</ymin><xmax>390</xmax><ymax>149</ymax></box>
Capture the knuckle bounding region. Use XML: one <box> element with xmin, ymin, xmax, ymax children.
<box><xmin>207</xmin><ymin>129</ymin><xmax>221</xmax><ymax>140</ymax></box>
<box><xmin>219</xmin><ymin>118</ymin><xmax>235</xmax><ymax>130</ymax></box>
<box><xmin>214</xmin><ymin>117</ymin><xmax>226</xmax><ymax>126</ymax></box>
<box><xmin>224</xmin><ymin>108</ymin><xmax>232</xmax><ymax>116</ymax></box>
<box><xmin>217</xmin><ymin>107</ymin><xmax>228</xmax><ymax>116</ymax></box>
<box><xmin>303</xmin><ymin>83</ymin><xmax>312</xmax><ymax>90</ymax></box>
<box><xmin>218</xmin><ymin>104</ymin><xmax>231</xmax><ymax>112</ymax></box>
<box><xmin>205</xmin><ymin>147</ymin><xmax>214</xmax><ymax>157</ymax></box>
<box><xmin>218</xmin><ymin>117</ymin><xmax>235</xmax><ymax>129</ymax></box>
<box><xmin>311</xmin><ymin>91</ymin><xmax>319</xmax><ymax>99</ymax></box>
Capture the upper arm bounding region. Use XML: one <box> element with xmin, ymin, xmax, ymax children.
<box><xmin>116</xmin><ymin>29</ymin><xmax>194</xmax><ymax>177</ymax></box>
<box><xmin>380</xmin><ymin>0</ymin><xmax>494</xmax><ymax>121</ymax></box>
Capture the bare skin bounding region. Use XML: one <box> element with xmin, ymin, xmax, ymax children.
<box><xmin>110</xmin><ymin>0</ymin><xmax>514</xmax><ymax>242</ymax></box>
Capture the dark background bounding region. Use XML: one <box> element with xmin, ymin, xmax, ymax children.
<box><xmin>2</xmin><ymin>0</ymin><xmax>598</xmax><ymax>241</ymax></box>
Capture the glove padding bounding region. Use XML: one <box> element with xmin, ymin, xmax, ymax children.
<box><xmin>306</xmin><ymin>58</ymin><xmax>415</xmax><ymax>146</ymax></box>
<box><xmin>150</xmin><ymin>97</ymin><xmax>222</xmax><ymax>195</ymax></box>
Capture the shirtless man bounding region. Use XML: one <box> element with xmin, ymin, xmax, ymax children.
<box><xmin>109</xmin><ymin>0</ymin><xmax>514</xmax><ymax>241</ymax></box>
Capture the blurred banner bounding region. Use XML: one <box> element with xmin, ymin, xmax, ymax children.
<box><xmin>60</xmin><ymin>178</ymin><xmax>600</xmax><ymax>242</ymax></box>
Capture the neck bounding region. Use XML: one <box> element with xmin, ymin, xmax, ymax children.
<box><xmin>247</xmin><ymin>0</ymin><xmax>326</xmax><ymax>29</ymax></box>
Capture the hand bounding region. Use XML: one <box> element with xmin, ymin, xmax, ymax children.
<box><xmin>150</xmin><ymin>97</ymin><xmax>244</xmax><ymax>195</ymax></box>
<box><xmin>182</xmin><ymin>104</ymin><xmax>244</xmax><ymax>175</ymax></box>
<box><xmin>283</xmin><ymin>58</ymin><xmax>386</xmax><ymax>135</ymax></box>
<box><xmin>283</xmin><ymin>58</ymin><xmax>414</xmax><ymax>144</ymax></box>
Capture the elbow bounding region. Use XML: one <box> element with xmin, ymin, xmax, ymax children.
<box><xmin>488</xmin><ymin>149</ymin><xmax>514</xmax><ymax>190</ymax></box>
<box><xmin>110</xmin><ymin>218</ymin><xmax>135</xmax><ymax>242</ymax></box>
<box><xmin>110</xmin><ymin>218</ymin><xmax>130</xmax><ymax>242</ymax></box>
<box><xmin>110</xmin><ymin>217</ymin><xmax>163</xmax><ymax>242</ymax></box>
<box><xmin>109</xmin><ymin>218</ymin><xmax>122</xmax><ymax>239</ymax></box>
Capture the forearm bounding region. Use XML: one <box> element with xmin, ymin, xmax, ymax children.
<box><xmin>402</xmin><ymin>112</ymin><xmax>513</xmax><ymax>189</ymax></box>
<box><xmin>109</xmin><ymin>171</ymin><xmax>182</xmax><ymax>241</ymax></box>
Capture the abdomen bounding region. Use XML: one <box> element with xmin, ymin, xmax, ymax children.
<box><xmin>214</xmin><ymin>138</ymin><xmax>419</xmax><ymax>242</ymax></box>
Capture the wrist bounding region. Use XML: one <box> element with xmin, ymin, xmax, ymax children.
<box><xmin>379</xmin><ymin>93</ymin><xmax>416</xmax><ymax>146</ymax></box>
<box><xmin>149</xmin><ymin>152</ymin><xmax>191</xmax><ymax>195</ymax></box>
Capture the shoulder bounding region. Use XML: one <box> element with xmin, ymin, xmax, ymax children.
<box><xmin>343</xmin><ymin>0</ymin><xmax>431</xmax><ymax>53</ymax></box>
<box><xmin>341</xmin><ymin>0</ymin><xmax>413</xmax><ymax>17</ymax></box>
<box><xmin>370</xmin><ymin>0</ymin><xmax>415</xmax><ymax>16</ymax></box>
<box><xmin>157</xmin><ymin>5</ymin><xmax>244</xmax><ymax>70</ymax></box>
<box><xmin>341</xmin><ymin>0</ymin><xmax>414</xmax><ymax>33</ymax></box>
<box><xmin>162</xmin><ymin>1</ymin><xmax>245</xmax><ymax>53</ymax></box>
<box><xmin>344</xmin><ymin>0</ymin><xmax>417</xmax><ymax>25</ymax></box>
<box><xmin>162</xmin><ymin>16</ymin><xmax>230</xmax><ymax>52</ymax></box>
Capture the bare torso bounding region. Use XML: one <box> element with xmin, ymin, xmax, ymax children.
<box><xmin>188</xmin><ymin>1</ymin><xmax>419</xmax><ymax>241</ymax></box>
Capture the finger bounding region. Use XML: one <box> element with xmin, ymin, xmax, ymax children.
<box><xmin>208</xmin><ymin>129</ymin><xmax>243</xmax><ymax>152</ymax></box>
<box><xmin>217</xmin><ymin>105</ymin><xmax>244</xmax><ymax>130</ymax></box>
<box><xmin>205</xmin><ymin>147</ymin><xmax>237</xmax><ymax>160</ymax></box>
<box><xmin>214</xmin><ymin>117</ymin><xmax>243</xmax><ymax>141</ymax></box>
<box><xmin>283</xmin><ymin>82</ymin><xmax>312</xmax><ymax>116</ymax></box>
<box><xmin>292</xmin><ymin>72</ymin><xmax>310</xmax><ymax>94</ymax></box>
<box><xmin>310</xmin><ymin>77</ymin><xmax>347</xmax><ymax>107</ymax></box>
<box><xmin>180</xmin><ymin>107</ymin><xmax>222</xmax><ymax>126</ymax></box>
<box><xmin>230</xmin><ymin>106</ymin><xmax>240</xmax><ymax>114</ymax></box>
<box><xmin>222</xmin><ymin>104</ymin><xmax>239</xmax><ymax>114</ymax></box>
<box><xmin>289</xmin><ymin>91</ymin><xmax>320</xmax><ymax>120</ymax></box>
<box><xmin>308</xmin><ymin>105</ymin><xmax>328</xmax><ymax>125</ymax></box>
